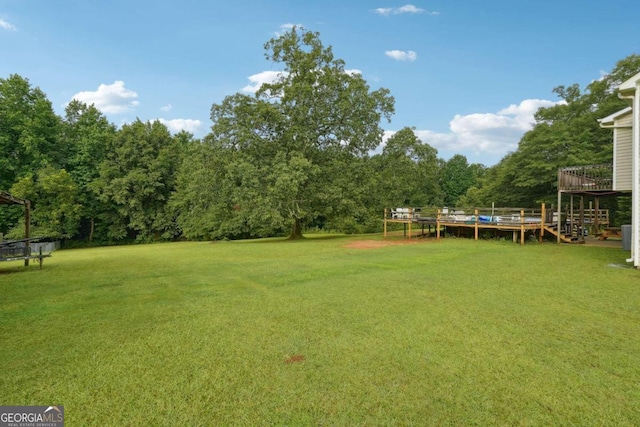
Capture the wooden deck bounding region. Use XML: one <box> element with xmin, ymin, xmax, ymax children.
<box><xmin>384</xmin><ymin>205</ymin><xmax>577</xmax><ymax>244</ymax></box>
<box><xmin>383</xmin><ymin>164</ymin><xmax>623</xmax><ymax>245</ymax></box>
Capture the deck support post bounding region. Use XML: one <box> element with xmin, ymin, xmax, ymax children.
<box><xmin>383</xmin><ymin>208</ymin><xmax>387</xmax><ymax>238</ymax></box>
<box><xmin>520</xmin><ymin>209</ymin><xmax>525</xmax><ymax>245</ymax></box>
<box><xmin>594</xmin><ymin>197</ymin><xmax>600</xmax><ymax>234</ymax></box>
<box><xmin>540</xmin><ymin>203</ymin><xmax>546</xmax><ymax>242</ymax></box>
<box><xmin>557</xmin><ymin>189</ymin><xmax>562</xmax><ymax>244</ymax></box>
<box><xmin>474</xmin><ymin>209</ymin><xmax>479</xmax><ymax>240</ymax></box>
<box><xmin>570</xmin><ymin>195</ymin><xmax>574</xmax><ymax>239</ymax></box>
<box><xmin>580</xmin><ymin>196</ymin><xmax>585</xmax><ymax>242</ymax></box>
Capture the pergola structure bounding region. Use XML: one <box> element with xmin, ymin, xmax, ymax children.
<box><xmin>0</xmin><ymin>190</ymin><xmax>31</xmax><ymax>266</ymax></box>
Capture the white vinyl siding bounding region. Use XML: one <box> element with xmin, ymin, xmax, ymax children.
<box><xmin>618</xmin><ymin>113</ymin><xmax>633</xmax><ymax>127</ymax></box>
<box><xmin>614</xmin><ymin>127</ymin><xmax>633</xmax><ymax>191</ymax></box>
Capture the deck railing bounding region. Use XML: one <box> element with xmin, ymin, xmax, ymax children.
<box><xmin>384</xmin><ymin>206</ymin><xmax>545</xmax><ymax>224</ymax></box>
<box><xmin>558</xmin><ymin>164</ymin><xmax>613</xmax><ymax>192</ymax></box>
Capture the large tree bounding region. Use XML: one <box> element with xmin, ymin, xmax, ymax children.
<box><xmin>0</xmin><ymin>75</ymin><xmax>62</xmax><ymax>188</ymax></box>
<box><xmin>95</xmin><ymin>120</ymin><xmax>181</xmax><ymax>242</ymax></box>
<box><xmin>438</xmin><ymin>154</ymin><xmax>480</xmax><ymax>207</ymax></box>
<box><xmin>372</xmin><ymin>127</ymin><xmax>442</xmax><ymax>209</ymax></box>
<box><xmin>62</xmin><ymin>100</ymin><xmax>117</xmax><ymax>242</ymax></box>
<box><xmin>0</xmin><ymin>74</ymin><xmax>62</xmax><ymax>234</ymax></box>
<box><xmin>182</xmin><ymin>28</ymin><xmax>394</xmax><ymax>239</ymax></box>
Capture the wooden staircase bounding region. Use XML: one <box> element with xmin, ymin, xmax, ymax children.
<box><xmin>543</xmin><ymin>225</ymin><xmax>577</xmax><ymax>243</ymax></box>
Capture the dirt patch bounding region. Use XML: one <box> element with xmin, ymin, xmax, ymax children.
<box><xmin>285</xmin><ymin>355</ymin><xmax>305</xmax><ymax>364</ymax></box>
<box><xmin>343</xmin><ymin>237</ymin><xmax>435</xmax><ymax>250</ymax></box>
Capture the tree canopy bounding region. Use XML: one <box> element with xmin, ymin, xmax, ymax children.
<box><xmin>176</xmin><ymin>27</ymin><xmax>395</xmax><ymax>239</ymax></box>
<box><xmin>1</xmin><ymin>33</ymin><xmax>638</xmax><ymax>243</ymax></box>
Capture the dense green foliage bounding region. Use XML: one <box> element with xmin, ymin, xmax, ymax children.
<box><xmin>374</xmin><ymin>127</ymin><xmax>442</xmax><ymax>207</ymax></box>
<box><xmin>1</xmin><ymin>30</ymin><xmax>638</xmax><ymax>242</ymax></box>
<box><xmin>94</xmin><ymin>119</ymin><xmax>182</xmax><ymax>241</ymax></box>
<box><xmin>176</xmin><ymin>28</ymin><xmax>395</xmax><ymax>239</ymax></box>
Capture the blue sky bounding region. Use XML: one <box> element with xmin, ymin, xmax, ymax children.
<box><xmin>1</xmin><ymin>1</ymin><xmax>638</xmax><ymax>166</ymax></box>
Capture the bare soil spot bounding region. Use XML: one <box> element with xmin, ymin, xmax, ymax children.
<box><xmin>285</xmin><ymin>355</ymin><xmax>305</xmax><ymax>364</ymax></box>
<box><xmin>343</xmin><ymin>237</ymin><xmax>435</xmax><ymax>250</ymax></box>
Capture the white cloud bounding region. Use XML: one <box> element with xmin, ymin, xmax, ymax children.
<box><xmin>374</xmin><ymin>5</ymin><xmax>438</xmax><ymax>15</ymax></box>
<box><xmin>241</xmin><ymin>71</ymin><xmax>287</xmax><ymax>93</ymax></box>
<box><xmin>276</xmin><ymin>23</ymin><xmax>304</xmax><ymax>35</ymax></box>
<box><xmin>382</xmin><ymin>99</ymin><xmax>560</xmax><ymax>165</ymax></box>
<box><xmin>345</xmin><ymin>69</ymin><xmax>362</xmax><ymax>76</ymax></box>
<box><xmin>397</xmin><ymin>5</ymin><xmax>424</xmax><ymax>14</ymax></box>
<box><xmin>0</xmin><ymin>18</ymin><xmax>16</xmax><ymax>31</ymax></box>
<box><xmin>71</xmin><ymin>81</ymin><xmax>139</xmax><ymax>114</ymax></box>
<box><xmin>161</xmin><ymin>103</ymin><xmax>172</xmax><ymax>112</ymax></box>
<box><xmin>158</xmin><ymin>118</ymin><xmax>203</xmax><ymax>134</ymax></box>
<box><xmin>385</xmin><ymin>50</ymin><xmax>417</xmax><ymax>61</ymax></box>
<box><xmin>373</xmin><ymin>7</ymin><xmax>394</xmax><ymax>16</ymax></box>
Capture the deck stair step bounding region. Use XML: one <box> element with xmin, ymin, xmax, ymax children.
<box><xmin>543</xmin><ymin>225</ymin><xmax>574</xmax><ymax>243</ymax></box>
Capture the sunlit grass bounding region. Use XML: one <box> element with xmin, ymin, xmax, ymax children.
<box><xmin>1</xmin><ymin>236</ymin><xmax>639</xmax><ymax>425</ymax></box>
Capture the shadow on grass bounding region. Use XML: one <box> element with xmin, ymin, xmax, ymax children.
<box><xmin>0</xmin><ymin>264</ymin><xmax>48</xmax><ymax>275</ymax></box>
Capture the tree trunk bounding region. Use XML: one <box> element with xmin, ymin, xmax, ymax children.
<box><xmin>89</xmin><ymin>217</ymin><xmax>94</xmax><ymax>242</ymax></box>
<box><xmin>289</xmin><ymin>218</ymin><xmax>304</xmax><ymax>240</ymax></box>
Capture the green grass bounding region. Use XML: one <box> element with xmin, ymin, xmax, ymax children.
<box><xmin>2</xmin><ymin>236</ymin><xmax>640</xmax><ymax>425</ymax></box>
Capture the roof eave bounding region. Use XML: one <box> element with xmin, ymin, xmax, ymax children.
<box><xmin>619</xmin><ymin>71</ymin><xmax>640</xmax><ymax>94</ymax></box>
<box><xmin>598</xmin><ymin>106</ymin><xmax>633</xmax><ymax>127</ymax></box>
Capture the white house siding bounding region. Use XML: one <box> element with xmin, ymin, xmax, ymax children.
<box><xmin>615</xmin><ymin>126</ymin><xmax>633</xmax><ymax>191</ymax></box>
<box><xmin>618</xmin><ymin>113</ymin><xmax>634</xmax><ymax>127</ymax></box>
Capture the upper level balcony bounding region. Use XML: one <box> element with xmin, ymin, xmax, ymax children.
<box><xmin>558</xmin><ymin>164</ymin><xmax>614</xmax><ymax>193</ymax></box>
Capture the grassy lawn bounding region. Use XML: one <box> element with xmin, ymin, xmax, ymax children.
<box><xmin>1</xmin><ymin>235</ymin><xmax>640</xmax><ymax>425</ymax></box>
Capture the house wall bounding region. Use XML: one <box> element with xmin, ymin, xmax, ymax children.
<box><xmin>615</xmin><ymin>126</ymin><xmax>633</xmax><ymax>191</ymax></box>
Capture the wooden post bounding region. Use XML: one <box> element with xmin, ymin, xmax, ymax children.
<box><xmin>557</xmin><ymin>188</ymin><xmax>562</xmax><ymax>244</ymax></box>
<box><xmin>408</xmin><ymin>208</ymin><xmax>412</xmax><ymax>240</ymax></box>
<box><xmin>520</xmin><ymin>209</ymin><xmax>525</xmax><ymax>245</ymax></box>
<box><xmin>383</xmin><ymin>208</ymin><xmax>387</xmax><ymax>238</ymax></box>
<box><xmin>579</xmin><ymin>196</ymin><xmax>585</xmax><ymax>242</ymax></box>
<box><xmin>556</xmin><ymin>197</ymin><xmax>561</xmax><ymax>243</ymax></box>
<box><xmin>540</xmin><ymin>203</ymin><xmax>545</xmax><ymax>242</ymax></box>
<box><xmin>436</xmin><ymin>209</ymin><xmax>441</xmax><ymax>241</ymax></box>
<box><xmin>24</xmin><ymin>200</ymin><xmax>30</xmax><ymax>267</ymax></box>
<box><xmin>593</xmin><ymin>197</ymin><xmax>600</xmax><ymax>236</ymax></box>
<box><xmin>474</xmin><ymin>209</ymin><xmax>479</xmax><ymax>240</ymax></box>
<box><xmin>570</xmin><ymin>195</ymin><xmax>574</xmax><ymax>239</ymax></box>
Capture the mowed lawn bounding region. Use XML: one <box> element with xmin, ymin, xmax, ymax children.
<box><xmin>1</xmin><ymin>236</ymin><xmax>640</xmax><ymax>425</ymax></box>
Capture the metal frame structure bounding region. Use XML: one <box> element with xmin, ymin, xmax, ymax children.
<box><xmin>0</xmin><ymin>191</ymin><xmax>32</xmax><ymax>266</ymax></box>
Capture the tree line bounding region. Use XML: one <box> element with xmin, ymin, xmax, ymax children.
<box><xmin>1</xmin><ymin>28</ymin><xmax>638</xmax><ymax>243</ymax></box>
